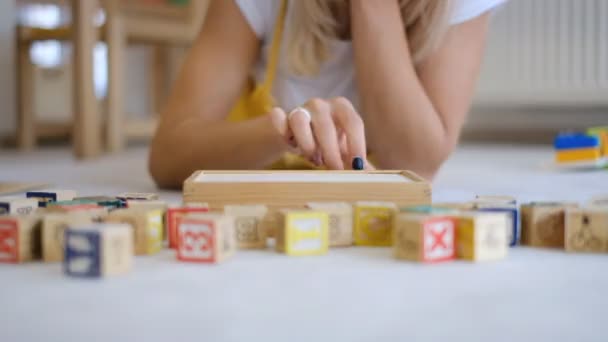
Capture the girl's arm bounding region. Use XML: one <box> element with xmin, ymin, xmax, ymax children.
<box><xmin>148</xmin><ymin>0</ymin><xmax>289</xmax><ymax>189</ymax></box>
<box><xmin>350</xmin><ymin>0</ymin><xmax>491</xmax><ymax>180</ymax></box>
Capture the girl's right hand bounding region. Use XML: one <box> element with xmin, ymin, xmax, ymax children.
<box><xmin>269</xmin><ymin>97</ymin><xmax>373</xmax><ymax>170</ymax></box>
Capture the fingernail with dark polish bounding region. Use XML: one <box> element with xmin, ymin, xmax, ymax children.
<box><xmin>352</xmin><ymin>156</ymin><xmax>364</xmax><ymax>170</ymax></box>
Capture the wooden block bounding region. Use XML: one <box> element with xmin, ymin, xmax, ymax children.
<box><xmin>224</xmin><ymin>205</ymin><xmax>268</xmax><ymax>249</ymax></box>
<box><xmin>176</xmin><ymin>213</ymin><xmax>236</xmax><ymax>263</ymax></box>
<box><xmin>167</xmin><ymin>205</ymin><xmax>209</xmax><ymax>249</ymax></box>
<box><xmin>354</xmin><ymin>202</ymin><xmax>396</xmax><ymax>246</ymax></box>
<box><xmin>45</xmin><ymin>204</ymin><xmax>108</xmax><ymax>222</ymax></box>
<box><xmin>126</xmin><ymin>199</ymin><xmax>168</xmax><ymax>210</ymax></box>
<box><xmin>472</xmin><ymin>198</ymin><xmax>520</xmax><ymax>247</ymax></box>
<box><xmin>565</xmin><ymin>207</ymin><xmax>608</xmax><ymax>253</ymax></box>
<box><xmin>455</xmin><ymin>212</ymin><xmax>509</xmax><ymax>262</ymax></box>
<box><xmin>0</xmin><ymin>197</ymin><xmax>38</xmax><ymax>215</ymax></box>
<box><xmin>27</xmin><ymin>190</ymin><xmax>77</xmax><ymax>207</ymax></box>
<box><xmin>306</xmin><ymin>202</ymin><xmax>353</xmax><ymax>247</ymax></box>
<box><xmin>117</xmin><ymin>192</ymin><xmax>159</xmax><ymax>201</ymax></box>
<box><xmin>183</xmin><ymin>170</ymin><xmax>431</xmax><ymax>213</ymax></box>
<box><xmin>0</xmin><ymin>215</ymin><xmax>42</xmax><ymax>263</ymax></box>
<box><xmin>276</xmin><ymin>210</ymin><xmax>329</xmax><ymax>256</ymax></box>
<box><xmin>520</xmin><ymin>202</ymin><xmax>578</xmax><ymax>248</ymax></box>
<box><xmin>42</xmin><ymin>213</ymin><xmax>93</xmax><ymax>262</ymax></box>
<box><xmin>73</xmin><ymin>196</ymin><xmax>124</xmax><ymax>209</ymax></box>
<box><xmin>431</xmin><ymin>202</ymin><xmax>476</xmax><ymax>211</ymax></box>
<box><xmin>64</xmin><ymin>223</ymin><xmax>133</xmax><ymax>278</ymax></box>
<box><xmin>394</xmin><ymin>213</ymin><xmax>456</xmax><ymax>263</ymax></box>
<box><xmin>474</xmin><ymin>195</ymin><xmax>516</xmax><ymax>205</ymax></box>
<box><xmin>105</xmin><ymin>209</ymin><xmax>163</xmax><ymax>255</ymax></box>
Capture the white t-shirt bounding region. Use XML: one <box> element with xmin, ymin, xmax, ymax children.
<box><xmin>235</xmin><ymin>0</ymin><xmax>506</xmax><ymax>111</ymax></box>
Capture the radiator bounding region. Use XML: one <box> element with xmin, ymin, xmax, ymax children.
<box><xmin>474</xmin><ymin>0</ymin><xmax>608</xmax><ymax>106</ymax></box>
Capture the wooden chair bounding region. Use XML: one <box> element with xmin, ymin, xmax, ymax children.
<box><xmin>15</xmin><ymin>0</ymin><xmax>209</xmax><ymax>158</ymax></box>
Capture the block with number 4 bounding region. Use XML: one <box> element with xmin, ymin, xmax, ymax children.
<box><xmin>177</xmin><ymin>213</ymin><xmax>236</xmax><ymax>263</ymax></box>
<box><xmin>105</xmin><ymin>208</ymin><xmax>163</xmax><ymax>255</ymax></box>
<box><xmin>0</xmin><ymin>197</ymin><xmax>38</xmax><ymax>216</ymax></box>
<box><xmin>394</xmin><ymin>213</ymin><xmax>456</xmax><ymax>263</ymax></box>
<box><xmin>455</xmin><ymin>212</ymin><xmax>509</xmax><ymax>262</ymax></box>
<box><xmin>224</xmin><ymin>205</ymin><xmax>268</xmax><ymax>249</ymax></box>
<box><xmin>354</xmin><ymin>202</ymin><xmax>396</xmax><ymax>246</ymax></box>
<box><xmin>276</xmin><ymin>210</ymin><xmax>329</xmax><ymax>256</ymax></box>
<box><xmin>0</xmin><ymin>215</ymin><xmax>42</xmax><ymax>263</ymax></box>
<box><xmin>306</xmin><ymin>202</ymin><xmax>352</xmax><ymax>247</ymax></box>
<box><xmin>64</xmin><ymin>223</ymin><xmax>133</xmax><ymax>278</ymax></box>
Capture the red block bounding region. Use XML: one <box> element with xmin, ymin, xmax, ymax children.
<box><xmin>422</xmin><ymin>217</ymin><xmax>456</xmax><ymax>263</ymax></box>
<box><xmin>0</xmin><ymin>219</ymin><xmax>19</xmax><ymax>263</ymax></box>
<box><xmin>177</xmin><ymin>217</ymin><xmax>216</xmax><ymax>263</ymax></box>
<box><xmin>167</xmin><ymin>206</ymin><xmax>209</xmax><ymax>249</ymax></box>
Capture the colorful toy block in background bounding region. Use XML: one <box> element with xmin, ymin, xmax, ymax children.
<box><xmin>0</xmin><ymin>197</ymin><xmax>38</xmax><ymax>216</ymax></box>
<box><xmin>0</xmin><ymin>215</ymin><xmax>41</xmax><ymax>263</ymax></box>
<box><xmin>394</xmin><ymin>213</ymin><xmax>456</xmax><ymax>263</ymax></box>
<box><xmin>224</xmin><ymin>205</ymin><xmax>268</xmax><ymax>249</ymax></box>
<box><xmin>64</xmin><ymin>224</ymin><xmax>133</xmax><ymax>278</ymax></box>
<box><xmin>26</xmin><ymin>190</ymin><xmax>77</xmax><ymax>207</ymax></box>
<box><xmin>354</xmin><ymin>202</ymin><xmax>396</xmax><ymax>246</ymax></box>
<box><xmin>455</xmin><ymin>212</ymin><xmax>509</xmax><ymax>262</ymax></box>
<box><xmin>276</xmin><ymin>210</ymin><xmax>329</xmax><ymax>256</ymax></box>
<box><xmin>554</xmin><ymin>131</ymin><xmax>607</xmax><ymax>167</ymax></box>
<box><xmin>176</xmin><ymin>213</ymin><xmax>236</xmax><ymax>263</ymax></box>
<box><xmin>167</xmin><ymin>204</ymin><xmax>209</xmax><ymax>249</ymax></box>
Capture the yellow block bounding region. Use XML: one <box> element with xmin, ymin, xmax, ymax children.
<box><xmin>354</xmin><ymin>202</ymin><xmax>396</xmax><ymax>246</ymax></box>
<box><xmin>285</xmin><ymin>211</ymin><xmax>329</xmax><ymax>256</ymax></box>
<box><xmin>556</xmin><ymin>148</ymin><xmax>601</xmax><ymax>162</ymax></box>
<box><xmin>456</xmin><ymin>217</ymin><xmax>476</xmax><ymax>260</ymax></box>
<box><xmin>146</xmin><ymin>209</ymin><xmax>164</xmax><ymax>254</ymax></box>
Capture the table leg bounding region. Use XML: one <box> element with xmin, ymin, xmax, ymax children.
<box><xmin>105</xmin><ymin>0</ymin><xmax>126</xmax><ymax>152</ymax></box>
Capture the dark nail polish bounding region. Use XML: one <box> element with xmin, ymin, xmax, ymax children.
<box><xmin>352</xmin><ymin>157</ymin><xmax>364</xmax><ymax>170</ymax></box>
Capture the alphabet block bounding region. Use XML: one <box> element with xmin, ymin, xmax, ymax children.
<box><xmin>176</xmin><ymin>213</ymin><xmax>236</xmax><ymax>263</ymax></box>
<box><xmin>0</xmin><ymin>215</ymin><xmax>42</xmax><ymax>263</ymax></box>
<box><xmin>105</xmin><ymin>208</ymin><xmax>163</xmax><ymax>255</ymax></box>
<box><xmin>455</xmin><ymin>212</ymin><xmax>509</xmax><ymax>262</ymax></box>
<box><xmin>45</xmin><ymin>203</ymin><xmax>108</xmax><ymax>222</ymax></box>
<box><xmin>394</xmin><ymin>213</ymin><xmax>456</xmax><ymax>263</ymax></box>
<box><xmin>306</xmin><ymin>202</ymin><xmax>352</xmax><ymax>247</ymax></box>
<box><xmin>276</xmin><ymin>210</ymin><xmax>329</xmax><ymax>256</ymax></box>
<box><xmin>167</xmin><ymin>204</ymin><xmax>209</xmax><ymax>249</ymax></box>
<box><xmin>472</xmin><ymin>196</ymin><xmax>520</xmax><ymax>247</ymax></box>
<box><xmin>521</xmin><ymin>202</ymin><xmax>578</xmax><ymax>248</ymax></box>
<box><xmin>26</xmin><ymin>190</ymin><xmax>77</xmax><ymax>207</ymax></box>
<box><xmin>42</xmin><ymin>213</ymin><xmax>93</xmax><ymax>262</ymax></box>
<box><xmin>0</xmin><ymin>197</ymin><xmax>38</xmax><ymax>215</ymax></box>
<box><xmin>565</xmin><ymin>207</ymin><xmax>608</xmax><ymax>253</ymax></box>
<box><xmin>354</xmin><ymin>202</ymin><xmax>396</xmax><ymax>246</ymax></box>
<box><xmin>224</xmin><ymin>205</ymin><xmax>268</xmax><ymax>249</ymax></box>
<box><xmin>68</xmin><ymin>197</ymin><xmax>124</xmax><ymax>209</ymax></box>
<box><xmin>64</xmin><ymin>223</ymin><xmax>133</xmax><ymax>278</ymax></box>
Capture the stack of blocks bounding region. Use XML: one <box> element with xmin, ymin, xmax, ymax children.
<box><xmin>554</xmin><ymin>130</ymin><xmax>607</xmax><ymax>167</ymax></box>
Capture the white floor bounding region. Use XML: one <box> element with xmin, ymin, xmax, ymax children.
<box><xmin>1</xmin><ymin>143</ymin><xmax>608</xmax><ymax>342</ymax></box>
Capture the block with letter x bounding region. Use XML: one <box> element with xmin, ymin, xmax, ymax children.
<box><xmin>394</xmin><ymin>213</ymin><xmax>456</xmax><ymax>263</ymax></box>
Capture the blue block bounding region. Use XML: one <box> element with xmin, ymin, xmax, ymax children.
<box><xmin>26</xmin><ymin>192</ymin><xmax>58</xmax><ymax>208</ymax></box>
<box><xmin>478</xmin><ymin>207</ymin><xmax>519</xmax><ymax>247</ymax></box>
<box><xmin>0</xmin><ymin>203</ymin><xmax>8</xmax><ymax>215</ymax></box>
<box><xmin>64</xmin><ymin>229</ymin><xmax>101</xmax><ymax>278</ymax></box>
<box><xmin>554</xmin><ymin>133</ymin><xmax>599</xmax><ymax>150</ymax></box>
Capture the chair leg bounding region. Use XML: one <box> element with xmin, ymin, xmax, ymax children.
<box><xmin>150</xmin><ymin>45</ymin><xmax>169</xmax><ymax>116</ymax></box>
<box><xmin>72</xmin><ymin>0</ymin><xmax>102</xmax><ymax>159</ymax></box>
<box><xmin>17</xmin><ymin>43</ymin><xmax>36</xmax><ymax>151</ymax></box>
<box><xmin>106</xmin><ymin>0</ymin><xmax>126</xmax><ymax>152</ymax></box>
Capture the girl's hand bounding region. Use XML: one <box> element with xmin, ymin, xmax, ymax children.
<box><xmin>269</xmin><ymin>97</ymin><xmax>372</xmax><ymax>170</ymax></box>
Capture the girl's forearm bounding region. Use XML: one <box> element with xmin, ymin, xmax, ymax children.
<box><xmin>350</xmin><ymin>0</ymin><xmax>451</xmax><ymax>178</ymax></box>
<box><xmin>149</xmin><ymin>114</ymin><xmax>288</xmax><ymax>189</ymax></box>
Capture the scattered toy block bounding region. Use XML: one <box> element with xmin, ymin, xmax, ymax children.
<box><xmin>0</xmin><ymin>215</ymin><xmax>42</xmax><ymax>263</ymax></box>
<box><xmin>306</xmin><ymin>202</ymin><xmax>352</xmax><ymax>247</ymax></box>
<box><xmin>276</xmin><ymin>210</ymin><xmax>329</xmax><ymax>256</ymax></box>
<box><xmin>64</xmin><ymin>223</ymin><xmax>133</xmax><ymax>278</ymax></box>
<box><xmin>354</xmin><ymin>202</ymin><xmax>396</xmax><ymax>246</ymax></box>
<box><xmin>42</xmin><ymin>213</ymin><xmax>93</xmax><ymax>262</ymax></box>
<box><xmin>117</xmin><ymin>193</ymin><xmax>159</xmax><ymax>201</ymax></box>
<box><xmin>556</xmin><ymin>148</ymin><xmax>602</xmax><ymax>163</ymax></box>
<box><xmin>587</xmin><ymin>126</ymin><xmax>608</xmax><ymax>157</ymax></box>
<box><xmin>105</xmin><ymin>208</ymin><xmax>163</xmax><ymax>255</ymax></box>
<box><xmin>125</xmin><ymin>200</ymin><xmax>168</xmax><ymax>210</ymax></box>
<box><xmin>26</xmin><ymin>190</ymin><xmax>77</xmax><ymax>207</ymax></box>
<box><xmin>472</xmin><ymin>196</ymin><xmax>520</xmax><ymax>247</ymax></box>
<box><xmin>0</xmin><ymin>197</ymin><xmax>38</xmax><ymax>215</ymax></box>
<box><xmin>167</xmin><ymin>205</ymin><xmax>209</xmax><ymax>249</ymax></box>
<box><xmin>176</xmin><ymin>213</ymin><xmax>236</xmax><ymax>263</ymax></box>
<box><xmin>45</xmin><ymin>203</ymin><xmax>108</xmax><ymax>221</ymax></box>
<box><xmin>224</xmin><ymin>204</ymin><xmax>268</xmax><ymax>249</ymax></box>
<box><xmin>259</xmin><ymin>210</ymin><xmax>282</xmax><ymax>238</ymax></box>
<box><xmin>455</xmin><ymin>212</ymin><xmax>509</xmax><ymax>262</ymax></box>
<box><xmin>72</xmin><ymin>196</ymin><xmax>124</xmax><ymax>209</ymax></box>
<box><xmin>394</xmin><ymin>213</ymin><xmax>456</xmax><ymax>263</ymax></box>
<box><xmin>565</xmin><ymin>207</ymin><xmax>608</xmax><ymax>253</ymax></box>
<box><xmin>554</xmin><ymin>133</ymin><xmax>600</xmax><ymax>150</ymax></box>
<box><xmin>400</xmin><ymin>205</ymin><xmax>459</xmax><ymax>214</ymax></box>
<box><xmin>520</xmin><ymin>202</ymin><xmax>579</xmax><ymax>248</ymax></box>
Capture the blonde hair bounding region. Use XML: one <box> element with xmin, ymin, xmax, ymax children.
<box><xmin>286</xmin><ymin>0</ymin><xmax>451</xmax><ymax>76</ymax></box>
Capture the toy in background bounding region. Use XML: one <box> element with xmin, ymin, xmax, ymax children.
<box><xmin>553</xmin><ymin>126</ymin><xmax>608</xmax><ymax>169</ymax></box>
<box><xmin>176</xmin><ymin>213</ymin><xmax>236</xmax><ymax>263</ymax></box>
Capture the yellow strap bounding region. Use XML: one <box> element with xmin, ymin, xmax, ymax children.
<box><xmin>263</xmin><ymin>0</ymin><xmax>288</xmax><ymax>90</ymax></box>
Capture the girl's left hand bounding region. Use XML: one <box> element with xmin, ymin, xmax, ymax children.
<box><xmin>269</xmin><ymin>97</ymin><xmax>374</xmax><ymax>170</ymax></box>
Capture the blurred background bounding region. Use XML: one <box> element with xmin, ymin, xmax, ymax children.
<box><xmin>0</xmin><ymin>0</ymin><xmax>606</xmax><ymax>159</ymax></box>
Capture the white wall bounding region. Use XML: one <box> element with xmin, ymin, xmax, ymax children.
<box><xmin>0</xmin><ymin>1</ymin><xmax>16</xmax><ymax>137</ymax></box>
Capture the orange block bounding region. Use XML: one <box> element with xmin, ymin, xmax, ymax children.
<box><xmin>556</xmin><ymin>148</ymin><xmax>601</xmax><ymax>163</ymax></box>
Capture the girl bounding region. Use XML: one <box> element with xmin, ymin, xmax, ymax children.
<box><xmin>149</xmin><ymin>0</ymin><xmax>506</xmax><ymax>189</ymax></box>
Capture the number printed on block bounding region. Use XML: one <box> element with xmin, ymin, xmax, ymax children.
<box><xmin>177</xmin><ymin>218</ymin><xmax>216</xmax><ymax>262</ymax></box>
